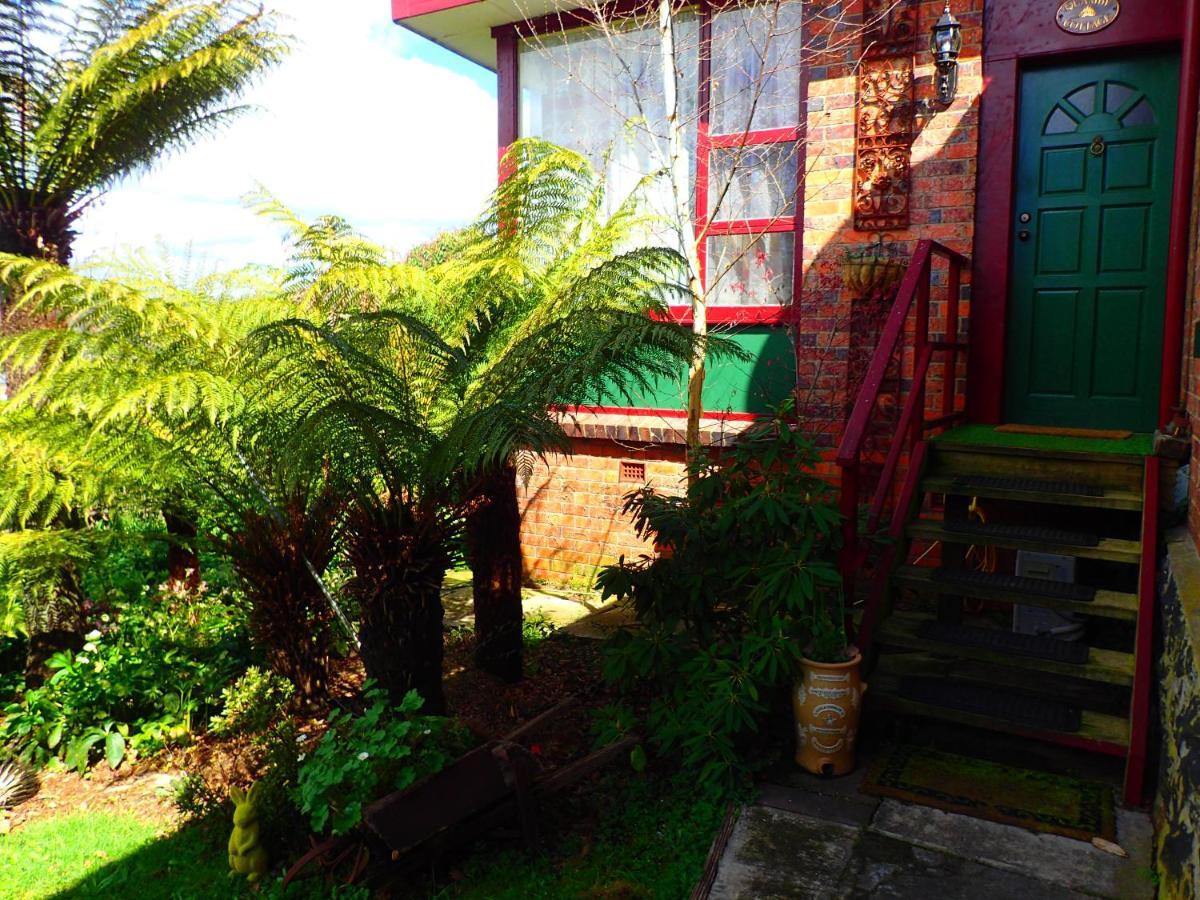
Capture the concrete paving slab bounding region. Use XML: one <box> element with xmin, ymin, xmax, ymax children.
<box><xmin>561</xmin><ymin>598</ymin><xmax>639</xmax><ymax>638</ymax></box>
<box><xmin>869</xmin><ymin>799</ymin><xmax>1155</xmax><ymax>900</ymax></box>
<box><xmin>709</xmin><ymin>805</ymin><xmax>861</xmax><ymax>900</ymax></box>
<box><xmin>442</xmin><ymin>579</ymin><xmax>606</xmax><ymax>630</ymax></box>
<box><xmin>757</xmin><ymin>783</ymin><xmax>879</xmax><ymax>829</ymax></box>
<box><xmin>836</xmin><ymin>831</ymin><xmax>1093</xmax><ymax>899</ymax></box>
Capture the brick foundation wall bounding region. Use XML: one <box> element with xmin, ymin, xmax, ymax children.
<box><xmin>519</xmin><ymin>437</ymin><xmax>688</xmax><ymax>586</ymax></box>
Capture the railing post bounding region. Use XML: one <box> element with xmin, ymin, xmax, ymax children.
<box><xmin>943</xmin><ymin>254</ymin><xmax>961</xmax><ymax>419</ymax></box>
<box><xmin>839</xmin><ymin>461</ymin><xmax>860</xmax><ymax>604</ymax></box>
<box><xmin>909</xmin><ymin>253</ymin><xmax>931</xmax><ymax>451</ymax></box>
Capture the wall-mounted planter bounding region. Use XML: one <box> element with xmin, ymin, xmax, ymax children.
<box><xmin>842</xmin><ymin>239</ymin><xmax>907</xmax><ymax>300</ymax></box>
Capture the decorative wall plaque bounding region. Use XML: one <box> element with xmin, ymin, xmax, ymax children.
<box><xmin>862</xmin><ymin>0</ymin><xmax>919</xmax><ymax>57</ymax></box>
<box><xmin>853</xmin><ymin>55</ymin><xmax>915</xmax><ymax>230</ymax></box>
<box><xmin>1055</xmin><ymin>0</ymin><xmax>1120</xmax><ymax>34</ymax></box>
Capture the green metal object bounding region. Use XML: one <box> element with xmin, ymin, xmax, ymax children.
<box><xmin>603</xmin><ymin>325</ymin><xmax>796</xmax><ymax>416</ymax></box>
<box><xmin>1004</xmin><ymin>53</ymin><xmax>1179</xmax><ymax>431</ymax></box>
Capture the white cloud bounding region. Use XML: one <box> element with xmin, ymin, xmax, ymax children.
<box><xmin>72</xmin><ymin>1</ymin><xmax>498</xmax><ymax>271</ymax></box>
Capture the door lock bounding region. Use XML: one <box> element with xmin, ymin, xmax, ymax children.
<box><xmin>1090</xmin><ymin>135</ymin><xmax>1106</xmax><ymax>157</ymax></box>
<box><xmin>1018</xmin><ymin>230</ymin><xmax>1031</xmax><ymax>242</ymax></box>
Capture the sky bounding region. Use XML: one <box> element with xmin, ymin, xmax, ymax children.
<box><xmin>72</xmin><ymin>1</ymin><xmax>498</xmax><ymax>271</ymax></box>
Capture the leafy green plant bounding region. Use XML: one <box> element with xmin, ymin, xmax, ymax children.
<box><xmin>292</xmin><ymin>683</ymin><xmax>456</xmax><ymax>836</ymax></box>
<box><xmin>208</xmin><ymin>667</ymin><xmax>294</xmax><ymax>738</ymax></box>
<box><xmin>595</xmin><ymin>403</ymin><xmax>844</xmax><ymax>786</ymax></box>
<box><xmin>172</xmin><ymin>771</ymin><xmax>228</xmax><ymax>823</ymax></box>
<box><xmin>0</xmin><ymin>585</ymin><xmax>248</xmax><ymax>770</ymax></box>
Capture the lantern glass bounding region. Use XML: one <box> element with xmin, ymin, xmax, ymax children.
<box><xmin>930</xmin><ymin>7</ymin><xmax>962</xmax><ymax>62</ymax></box>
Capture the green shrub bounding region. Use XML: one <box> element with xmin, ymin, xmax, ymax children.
<box><xmin>172</xmin><ymin>771</ymin><xmax>227</xmax><ymax>823</ymax></box>
<box><xmin>595</xmin><ymin>404</ymin><xmax>844</xmax><ymax>787</ymax></box>
<box><xmin>292</xmin><ymin>683</ymin><xmax>457</xmax><ymax>836</ymax></box>
<box><xmin>208</xmin><ymin>667</ymin><xmax>294</xmax><ymax>738</ymax></box>
<box><xmin>0</xmin><ymin>585</ymin><xmax>249</xmax><ymax>771</ymax></box>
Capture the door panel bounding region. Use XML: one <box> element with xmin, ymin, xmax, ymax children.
<box><xmin>1004</xmin><ymin>54</ymin><xmax>1179</xmax><ymax>431</ymax></box>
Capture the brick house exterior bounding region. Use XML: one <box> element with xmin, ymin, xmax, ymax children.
<box><xmin>389</xmin><ymin>0</ymin><xmax>1200</xmax><ymax>584</ymax></box>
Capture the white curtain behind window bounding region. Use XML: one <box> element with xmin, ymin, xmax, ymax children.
<box><xmin>519</xmin><ymin>17</ymin><xmax>698</xmax><ymax>252</ymax></box>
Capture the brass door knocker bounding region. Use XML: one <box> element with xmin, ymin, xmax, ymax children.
<box><xmin>1090</xmin><ymin>135</ymin><xmax>1106</xmax><ymax>157</ymax></box>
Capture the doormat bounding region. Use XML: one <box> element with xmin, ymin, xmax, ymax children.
<box><xmin>995</xmin><ymin>424</ymin><xmax>1133</xmax><ymax>441</ymax></box>
<box><xmin>860</xmin><ymin>744</ymin><xmax>1116</xmax><ymax>843</ymax></box>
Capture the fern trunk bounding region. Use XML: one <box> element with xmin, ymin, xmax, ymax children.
<box><xmin>466</xmin><ymin>463</ymin><xmax>524</xmax><ymax>682</ymax></box>
<box><xmin>346</xmin><ymin>501</ymin><xmax>448</xmax><ymax>715</ymax></box>
<box><xmin>163</xmin><ymin>510</ymin><xmax>201</xmax><ymax>591</ymax></box>
<box><xmin>226</xmin><ymin>491</ymin><xmax>340</xmax><ymax>703</ymax></box>
<box><xmin>23</xmin><ymin>564</ymin><xmax>87</xmax><ymax>688</ymax></box>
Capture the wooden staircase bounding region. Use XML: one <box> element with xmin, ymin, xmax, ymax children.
<box><xmin>834</xmin><ymin>240</ymin><xmax>1160</xmax><ymax>807</ymax></box>
<box><xmin>861</xmin><ymin>436</ymin><xmax>1160</xmax><ymax>807</ymax></box>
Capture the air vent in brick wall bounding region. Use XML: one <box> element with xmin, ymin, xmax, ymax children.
<box><xmin>619</xmin><ymin>460</ymin><xmax>646</xmax><ymax>483</ymax></box>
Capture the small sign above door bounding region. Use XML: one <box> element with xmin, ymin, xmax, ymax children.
<box><xmin>1055</xmin><ymin>0</ymin><xmax>1120</xmax><ymax>34</ymax></box>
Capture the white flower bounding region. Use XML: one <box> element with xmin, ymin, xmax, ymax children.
<box><xmin>297</xmin><ymin>752</ymin><xmax>306</xmax><ymax>762</ymax></box>
<box><xmin>76</xmin><ymin>654</ymin><xmax>89</xmax><ymax>664</ymax></box>
<box><xmin>85</xmin><ymin>630</ymin><xmax>102</xmax><ymax>641</ymax></box>
<box><xmin>357</xmin><ymin>751</ymin><xmax>369</xmax><ymax>761</ymax></box>
<box><xmin>82</xmin><ymin>642</ymin><xmax>98</xmax><ymax>653</ymax></box>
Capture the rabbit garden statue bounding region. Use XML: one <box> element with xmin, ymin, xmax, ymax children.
<box><xmin>228</xmin><ymin>782</ymin><xmax>269</xmax><ymax>883</ymax></box>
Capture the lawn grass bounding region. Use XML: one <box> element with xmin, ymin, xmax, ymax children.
<box><xmin>0</xmin><ymin>812</ymin><xmax>364</xmax><ymax>900</ymax></box>
<box><xmin>429</xmin><ymin>771</ymin><xmax>730</xmax><ymax>900</ymax></box>
<box><xmin>1</xmin><ymin>769</ymin><xmax>727</xmax><ymax>899</ymax></box>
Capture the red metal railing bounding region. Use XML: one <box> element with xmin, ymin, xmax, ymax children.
<box><xmin>835</xmin><ymin>239</ymin><xmax>969</xmax><ymax>645</ymax></box>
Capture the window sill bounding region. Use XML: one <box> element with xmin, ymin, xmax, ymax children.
<box><xmin>659</xmin><ymin>305</ymin><xmax>795</xmax><ymax>326</ymax></box>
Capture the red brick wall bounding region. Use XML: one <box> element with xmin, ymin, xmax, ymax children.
<box><xmin>1185</xmin><ymin>110</ymin><xmax>1200</xmax><ymax>553</ymax></box>
<box><xmin>799</xmin><ymin>0</ymin><xmax>981</xmax><ymax>447</ymax></box>
<box><xmin>519</xmin><ymin>438</ymin><xmax>687</xmax><ymax>586</ymax></box>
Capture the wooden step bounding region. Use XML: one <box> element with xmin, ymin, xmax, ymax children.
<box><xmin>892</xmin><ymin>566</ymin><xmax>1138</xmax><ymax>621</ymax></box>
<box><xmin>922</xmin><ymin>474</ymin><xmax>1143</xmax><ymax>511</ymax></box>
<box><xmin>928</xmin><ymin>443</ymin><xmax>1145</xmax><ymax>494</ymax></box>
<box><xmin>876</xmin><ymin>613</ymin><xmax>1135</xmax><ymax>686</ymax></box>
<box><xmin>868</xmin><ymin>676</ymin><xmax>1131</xmax><ymax>754</ymax></box>
<box><xmin>907</xmin><ymin>519</ymin><xmax>1142</xmax><ymax>565</ymax></box>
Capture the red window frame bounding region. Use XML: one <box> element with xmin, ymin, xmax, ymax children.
<box><xmin>497</xmin><ymin>0</ymin><xmax>809</xmax><ymax>328</ymax></box>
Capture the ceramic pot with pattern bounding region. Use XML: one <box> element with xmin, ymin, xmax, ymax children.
<box><xmin>793</xmin><ymin>652</ymin><xmax>865</xmax><ymax>777</ymax></box>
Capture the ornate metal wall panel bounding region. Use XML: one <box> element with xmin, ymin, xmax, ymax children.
<box><xmin>854</xmin><ymin>2</ymin><xmax>916</xmax><ymax>231</ymax></box>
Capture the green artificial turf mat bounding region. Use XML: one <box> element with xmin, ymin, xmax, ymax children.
<box><xmin>860</xmin><ymin>743</ymin><xmax>1116</xmax><ymax>843</ymax></box>
<box><xmin>935</xmin><ymin>424</ymin><xmax>1153</xmax><ymax>457</ymax></box>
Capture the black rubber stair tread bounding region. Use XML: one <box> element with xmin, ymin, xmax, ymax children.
<box><xmin>907</xmin><ymin>520</ymin><xmax>1142</xmax><ymax>564</ymax></box>
<box><xmin>892</xmin><ymin>566</ymin><xmax>1137</xmax><ymax>621</ymax></box>
<box><xmin>916</xmin><ymin>620</ymin><xmax>1090</xmax><ymax>664</ymax></box>
<box><xmin>951</xmin><ymin>475</ymin><xmax>1104</xmax><ymax>497</ymax></box>
<box><xmin>877</xmin><ymin>614</ymin><xmax>1135</xmax><ymax>684</ymax></box>
<box><xmin>942</xmin><ymin>519</ymin><xmax>1101</xmax><ymax>547</ymax></box>
<box><xmin>898</xmin><ymin>677</ymin><xmax>1082</xmax><ymax>733</ymax></box>
<box><xmin>931</xmin><ymin>568</ymin><xmax>1097</xmax><ymax>602</ymax></box>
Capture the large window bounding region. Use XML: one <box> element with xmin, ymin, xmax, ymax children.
<box><xmin>517</xmin><ymin>0</ymin><xmax>805</xmax><ymax>319</ymax></box>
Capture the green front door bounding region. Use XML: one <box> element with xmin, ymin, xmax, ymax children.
<box><xmin>1004</xmin><ymin>53</ymin><xmax>1179</xmax><ymax>431</ymax></box>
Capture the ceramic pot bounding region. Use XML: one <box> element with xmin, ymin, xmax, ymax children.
<box><xmin>792</xmin><ymin>652</ymin><xmax>865</xmax><ymax>777</ymax></box>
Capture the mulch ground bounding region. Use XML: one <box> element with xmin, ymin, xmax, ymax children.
<box><xmin>5</xmin><ymin>627</ymin><xmax>610</xmax><ymax>836</ymax></box>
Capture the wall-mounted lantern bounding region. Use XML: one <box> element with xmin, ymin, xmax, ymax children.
<box><xmin>930</xmin><ymin>2</ymin><xmax>962</xmax><ymax>108</ymax></box>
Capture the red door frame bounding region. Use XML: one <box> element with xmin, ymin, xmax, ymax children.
<box><xmin>968</xmin><ymin>0</ymin><xmax>1200</xmax><ymax>430</ymax></box>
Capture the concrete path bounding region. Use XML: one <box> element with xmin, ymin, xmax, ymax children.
<box><xmin>708</xmin><ymin>765</ymin><xmax>1155</xmax><ymax>900</ymax></box>
<box><xmin>441</xmin><ymin>570</ymin><xmax>615</xmax><ymax>630</ymax></box>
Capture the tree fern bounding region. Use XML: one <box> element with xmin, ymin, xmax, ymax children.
<box><xmin>0</xmin><ymin>0</ymin><xmax>288</xmax><ymax>262</ymax></box>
